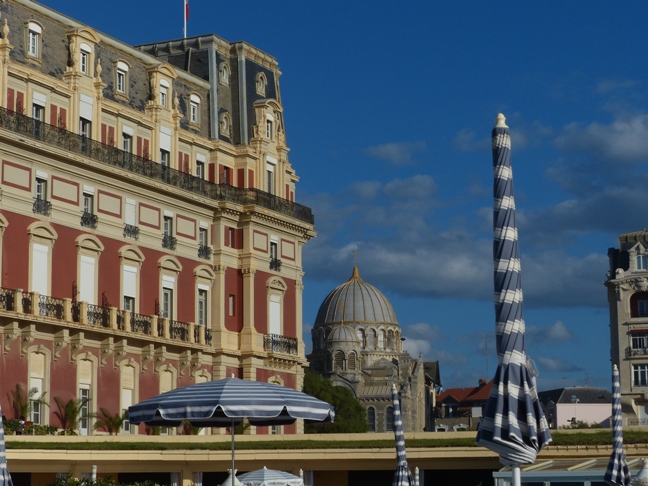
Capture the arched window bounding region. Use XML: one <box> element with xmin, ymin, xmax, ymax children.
<box><xmin>219</xmin><ymin>62</ymin><xmax>230</xmax><ymax>86</ymax></box>
<box><xmin>357</xmin><ymin>329</ymin><xmax>365</xmax><ymax>349</ymax></box>
<box><xmin>387</xmin><ymin>330</ymin><xmax>394</xmax><ymax>350</ymax></box>
<box><xmin>334</xmin><ymin>350</ymin><xmax>345</xmax><ymax>371</ymax></box>
<box><xmin>639</xmin><ymin>255</ymin><xmax>648</xmax><ymax>271</ymax></box>
<box><xmin>386</xmin><ymin>406</ymin><xmax>394</xmax><ymax>432</ymax></box>
<box><xmin>348</xmin><ymin>351</ymin><xmax>357</xmax><ymax>371</ymax></box>
<box><xmin>256</xmin><ymin>72</ymin><xmax>267</xmax><ymax>96</ymax></box>
<box><xmin>367</xmin><ymin>407</ymin><xmax>376</xmax><ymax>432</ymax></box>
<box><xmin>378</xmin><ymin>330</ymin><xmax>385</xmax><ymax>349</ymax></box>
<box><xmin>367</xmin><ymin>329</ymin><xmax>377</xmax><ymax>349</ymax></box>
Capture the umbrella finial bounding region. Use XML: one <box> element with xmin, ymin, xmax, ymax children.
<box><xmin>495</xmin><ymin>113</ymin><xmax>508</xmax><ymax>128</ymax></box>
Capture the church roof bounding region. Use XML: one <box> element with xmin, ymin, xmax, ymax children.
<box><xmin>326</xmin><ymin>324</ymin><xmax>360</xmax><ymax>344</ymax></box>
<box><xmin>315</xmin><ymin>266</ymin><xmax>398</xmax><ymax>327</ymax></box>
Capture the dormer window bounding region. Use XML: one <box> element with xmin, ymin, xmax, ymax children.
<box><xmin>638</xmin><ymin>255</ymin><xmax>647</xmax><ymax>271</ymax></box>
<box><xmin>80</xmin><ymin>43</ymin><xmax>92</xmax><ymax>74</ymax></box>
<box><xmin>27</xmin><ymin>22</ymin><xmax>42</xmax><ymax>59</ymax></box>
<box><xmin>160</xmin><ymin>79</ymin><xmax>170</xmax><ymax>108</ymax></box>
<box><xmin>189</xmin><ymin>94</ymin><xmax>200</xmax><ymax>124</ymax></box>
<box><xmin>116</xmin><ymin>61</ymin><xmax>129</xmax><ymax>96</ymax></box>
<box><xmin>266</xmin><ymin>119</ymin><xmax>273</xmax><ymax>140</ymax></box>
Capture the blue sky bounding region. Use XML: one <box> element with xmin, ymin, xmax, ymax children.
<box><xmin>40</xmin><ymin>1</ymin><xmax>648</xmax><ymax>391</ymax></box>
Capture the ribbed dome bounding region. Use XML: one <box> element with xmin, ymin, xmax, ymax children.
<box><xmin>326</xmin><ymin>324</ymin><xmax>360</xmax><ymax>344</ymax></box>
<box><xmin>315</xmin><ymin>267</ymin><xmax>398</xmax><ymax>326</ymax></box>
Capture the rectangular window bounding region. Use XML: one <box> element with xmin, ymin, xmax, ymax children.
<box><xmin>160</xmin><ymin>86</ymin><xmax>167</xmax><ymax>108</ymax></box>
<box><xmin>639</xmin><ymin>301</ymin><xmax>648</xmax><ymax>318</ymax></box>
<box><xmin>123</xmin><ymin>296</ymin><xmax>135</xmax><ymax>312</ymax></box>
<box><xmin>198</xmin><ymin>289</ymin><xmax>207</xmax><ymax>326</ymax></box>
<box><xmin>266</xmin><ymin>119</ymin><xmax>273</xmax><ymax>139</ymax></box>
<box><xmin>269</xmin><ymin>295</ymin><xmax>281</xmax><ymax>335</ymax></box>
<box><xmin>633</xmin><ymin>333</ymin><xmax>648</xmax><ymax>350</ymax></box>
<box><xmin>635</xmin><ymin>364</ymin><xmax>648</xmax><ymax>387</ymax></box>
<box><xmin>117</xmin><ymin>70</ymin><xmax>126</xmax><ymax>93</ymax></box>
<box><xmin>160</xmin><ymin>149</ymin><xmax>170</xmax><ymax>167</ymax></box>
<box><xmin>79</xmin><ymin>118</ymin><xmax>91</xmax><ymax>138</ymax></box>
<box><xmin>163</xmin><ymin>216</ymin><xmax>173</xmax><ymax>237</ymax></box>
<box><xmin>196</xmin><ymin>161</ymin><xmax>205</xmax><ymax>180</ymax></box>
<box><xmin>125</xmin><ymin>199</ymin><xmax>136</xmax><ymax>226</ymax></box>
<box><xmin>270</xmin><ymin>241</ymin><xmax>278</xmax><ymax>260</ymax></box>
<box><xmin>199</xmin><ymin>228</ymin><xmax>208</xmax><ymax>247</ymax></box>
<box><xmin>121</xmin><ymin>388</ymin><xmax>132</xmax><ymax>434</ymax></box>
<box><xmin>266</xmin><ymin>164</ymin><xmax>275</xmax><ymax>194</ymax></box>
<box><xmin>35</xmin><ymin>177</ymin><xmax>47</xmax><ymax>200</ymax></box>
<box><xmin>79</xmin><ymin>255</ymin><xmax>97</xmax><ymax>305</ymax></box>
<box><xmin>32</xmin><ymin>104</ymin><xmax>44</xmax><ymax>122</ymax></box>
<box><xmin>79</xmin><ymin>387</ymin><xmax>90</xmax><ymax>433</ymax></box>
<box><xmin>80</xmin><ymin>51</ymin><xmax>88</xmax><ymax>74</ymax></box>
<box><xmin>190</xmin><ymin>102</ymin><xmax>198</xmax><ymax>123</ymax></box>
<box><xmin>29</xmin><ymin>376</ymin><xmax>44</xmax><ymax>424</ymax></box>
<box><xmin>83</xmin><ymin>193</ymin><xmax>94</xmax><ymax>215</ymax></box>
<box><xmin>31</xmin><ymin>243</ymin><xmax>49</xmax><ymax>295</ymax></box>
<box><xmin>162</xmin><ymin>288</ymin><xmax>173</xmax><ymax>319</ymax></box>
<box><xmin>123</xmin><ymin>134</ymin><xmax>132</xmax><ymax>155</ymax></box>
<box><xmin>229</xmin><ymin>295</ymin><xmax>235</xmax><ymax>317</ymax></box>
<box><xmin>639</xmin><ymin>255</ymin><xmax>648</xmax><ymax>271</ymax></box>
<box><xmin>28</xmin><ymin>30</ymin><xmax>39</xmax><ymax>58</ymax></box>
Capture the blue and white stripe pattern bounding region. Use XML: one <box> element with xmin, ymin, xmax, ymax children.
<box><xmin>238</xmin><ymin>466</ymin><xmax>303</xmax><ymax>486</ymax></box>
<box><xmin>604</xmin><ymin>365</ymin><xmax>630</xmax><ymax>486</ymax></box>
<box><xmin>128</xmin><ymin>377</ymin><xmax>335</xmax><ymax>427</ymax></box>
<box><xmin>476</xmin><ymin>113</ymin><xmax>552</xmax><ymax>466</ymax></box>
<box><xmin>391</xmin><ymin>385</ymin><xmax>415</xmax><ymax>486</ymax></box>
<box><xmin>0</xmin><ymin>406</ymin><xmax>13</xmax><ymax>486</ymax></box>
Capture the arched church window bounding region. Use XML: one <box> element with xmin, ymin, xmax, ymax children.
<box><xmin>367</xmin><ymin>407</ymin><xmax>376</xmax><ymax>432</ymax></box>
<box><xmin>378</xmin><ymin>330</ymin><xmax>385</xmax><ymax>349</ymax></box>
<box><xmin>334</xmin><ymin>350</ymin><xmax>345</xmax><ymax>371</ymax></box>
<box><xmin>318</xmin><ymin>328</ymin><xmax>325</xmax><ymax>350</ymax></box>
<box><xmin>387</xmin><ymin>330</ymin><xmax>394</xmax><ymax>350</ymax></box>
<box><xmin>348</xmin><ymin>351</ymin><xmax>357</xmax><ymax>370</ymax></box>
<box><xmin>324</xmin><ymin>326</ymin><xmax>332</xmax><ymax>342</ymax></box>
<box><xmin>357</xmin><ymin>329</ymin><xmax>365</xmax><ymax>349</ymax></box>
<box><xmin>386</xmin><ymin>406</ymin><xmax>394</xmax><ymax>431</ymax></box>
<box><xmin>367</xmin><ymin>329</ymin><xmax>377</xmax><ymax>349</ymax></box>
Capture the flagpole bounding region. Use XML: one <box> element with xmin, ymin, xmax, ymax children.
<box><xmin>183</xmin><ymin>0</ymin><xmax>187</xmax><ymax>39</ymax></box>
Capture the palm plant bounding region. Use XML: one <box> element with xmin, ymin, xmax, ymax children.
<box><xmin>93</xmin><ymin>408</ymin><xmax>126</xmax><ymax>435</ymax></box>
<box><xmin>53</xmin><ymin>396</ymin><xmax>90</xmax><ymax>434</ymax></box>
<box><xmin>8</xmin><ymin>384</ymin><xmax>47</xmax><ymax>420</ymax></box>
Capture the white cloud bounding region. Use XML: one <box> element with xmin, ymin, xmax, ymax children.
<box><xmin>537</xmin><ymin>356</ymin><xmax>581</xmax><ymax>373</ymax></box>
<box><xmin>364</xmin><ymin>141</ymin><xmax>427</xmax><ymax>166</ymax></box>
<box><xmin>595</xmin><ymin>78</ymin><xmax>639</xmax><ymax>94</ymax></box>
<box><xmin>527</xmin><ymin>320</ymin><xmax>574</xmax><ymax>343</ymax></box>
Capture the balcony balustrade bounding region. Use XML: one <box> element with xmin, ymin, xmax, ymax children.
<box><xmin>80</xmin><ymin>211</ymin><xmax>98</xmax><ymax>229</ymax></box>
<box><xmin>263</xmin><ymin>333</ymin><xmax>298</xmax><ymax>355</ymax></box>
<box><xmin>33</xmin><ymin>198</ymin><xmax>52</xmax><ymax>216</ymax></box>
<box><xmin>270</xmin><ymin>258</ymin><xmax>282</xmax><ymax>272</ymax></box>
<box><xmin>123</xmin><ymin>224</ymin><xmax>140</xmax><ymax>240</ymax></box>
<box><xmin>198</xmin><ymin>245</ymin><xmax>212</xmax><ymax>260</ymax></box>
<box><xmin>626</xmin><ymin>346</ymin><xmax>648</xmax><ymax>358</ymax></box>
<box><xmin>39</xmin><ymin>295</ymin><xmax>64</xmax><ymax>319</ymax></box>
<box><xmin>162</xmin><ymin>234</ymin><xmax>177</xmax><ymax>250</ymax></box>
<box><xmin>0</xmin><ymin>107</ymin><xmax>314</xmax><ymax>224</ymax></box>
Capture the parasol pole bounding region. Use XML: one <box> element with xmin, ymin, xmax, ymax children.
<box><xmin>231</xmin><ymin>418</ymin><xmax>235</xmax><ymax>482</ymax></box>
<box><xmin>512</xmin><ymin>465</ymin><xmax>521</xmax><ymax>486</ymax></box>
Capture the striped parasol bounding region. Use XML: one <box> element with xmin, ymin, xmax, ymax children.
<box><xmin>604</xmin><ymin>364</ymin><xmax>630</xmax><ymax>485</ymax></box>
<box><xmin>238</xmin><ymin>466</ymin><xmax>303</xmax><ymax>486</ymax></box>
<box><xmin>0</xmin><ymin>406</ymin><xmax>13</xmax><ymax>486</ymax></box>
<box><xmin>476</xmin><ymin>113</ymin><xmax>552</xmax><ymax>486</ymax></box>
<box><xmin>391</xmin><ymin>384</ymin><xmax>415</xmax><ymax>486</ymax></box>
<box><xmin>129</xmin><ymin>378</ymin><xmax>334</xmax><ymax>482</ymax></box>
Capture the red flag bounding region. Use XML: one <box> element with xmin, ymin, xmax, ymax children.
<box><xmin>185</xmin><ymin>0</ymin><xmax>189</xmax><ymax>21</ymax></box>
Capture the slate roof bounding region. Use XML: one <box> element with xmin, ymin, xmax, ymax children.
<box><xmin>538</xmin><ymin>386</ymin><xmax>612</xmax><ymax>406</ymax></box>
<box><xmin>437</xmin><ymin>379</ymin><xmax>494</xmax><ymax>406</ymax></box>
<box><xmin>424</xmin><ymin>361</ymin><xmax>441</xmax><ymax>386</ymax></box>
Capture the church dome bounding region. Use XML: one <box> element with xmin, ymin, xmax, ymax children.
<box><xmin>315</xmin><ymin>267</ymin><xmax>398</xmax><ymax>327</ymax></box>
<box><xmin>326</xmin><ymin>324</ymin><xmax>360</xmax><ymax>345</ymax></box>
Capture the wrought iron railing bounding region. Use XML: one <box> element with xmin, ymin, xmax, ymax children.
<box><xmin>0</xmin><ymin>288</ymin><xmax>14</xmax><ymax>311</ymax></box>
<box><xmin>205</xmin><ymin>328</ymin><xmax>213</xmax><ymax>346</ymax></box>
<box><xmin>263</xmin><ymin>334</ymin><xmax>298</xmax><ymax>355</ymax></box>
<box><xmin>38</xmin><ymin>295</ymin><xmax>64</xmax><ymax>319</ymax></box>
<box><xmin>131</xmin><ymin>313</ymin><xmax>152</xmax><ymax>335</ymax></box>
<box><xmin>0</xmin><ymin>107</ymin><xmax>314</xmax><ymax>224</ymax></box>
<box><xmin>270</xmin><ymin>258</ymin><xmax>282</xmax><ymax>272</ymax></box>
<box><xmin>72</xmin><ymin>301</ymin><xmax>80</xmax><ymax>322</ymax></box>
<box><xmin>626</xmin><ymin>347</ymin><xmax>648</xmax><ymax>358</ymax></box>
<box><xmin>162</xmin><ymin>234</ymin><xmax>177</xmax><ymax>250</ymax></box>
<box><xmin>87</xmin><ymin>304</ymin><xmax>109</xmax><ymax>327</ymax></box>
<box><xmin>80</xmin><ymin>211</ymin><xmax>98</xmax><ymax>229</ymax></box>
<box><xmin>123</xmin><ymin>224</ymin><xmax>139</xmax><ymax>240</ymax></box>
<box><xmin>33</xmin><ymin>198</ymin><xmax>52</xmax><ymax>216</ymax></box>
<box><xmin>116</xmin><ymin>310</ymin><xmax>126</xmax><ymax>331</ymax></box>
<box><xmin>198</xmin><ymin>245</ymin><xmax>212</xmax><ymax>260</ymax></box>
<box><xmin>170</xmin><ymin>320</ymin><xmax>190</xmax><ymax>341</ymax></box>
<box><xmin>22</xmin><ymin>295</ymin><xmax>32</xmax><ymax>314</ymax></box>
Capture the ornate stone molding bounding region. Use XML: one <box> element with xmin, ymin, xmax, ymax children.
<box><xmin>3</xmin><ymin>321</ymin><xmax>20</xmax><ymax>354</ymax></box>
<box><xmin>70</xmin><ymin>332</ymin><xmax>85</xmax><ymax>362</ymax></box>
<box><xmin>21</xmin><ymin>325</ymin><xmax>36</xmax><ymax>357</ymax></box>
<box><xmin>100</xmin><ymin>337</ymin><xmax>114</xmax><ymax>366</ymax></box>
<box><xmin>153</xmin><ymin>346</ymin><xmax>167</xmax><ymax>375</ymax></box>
<box><xmin>141</xmin><ymin>344</ymin><xmax>154</xmax><ymax>371</ymax></box>
<box><xmin>54</xmin><ymin>329</ymin><xmax>70</xmax><ymax>361</ymax></box>
<box><xmin>113</xmin><ymin>339</ymin><xmax>128</xmax><ymax>369</ymax></box>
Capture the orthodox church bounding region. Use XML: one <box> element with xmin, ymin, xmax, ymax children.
<box><xmin>307</xmin><ymin>266</ymin><xmax>440</xmax><ymax>432</ymax></box>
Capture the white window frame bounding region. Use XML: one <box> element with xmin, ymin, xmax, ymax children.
<box><xmin>27</xmin><ymin>22</ymin><xmax>42</xmax><ymax>59</ymax></box>
<box><xmin>197</xmin><ymin>288</ymin><xmax>208</xmax><ymax>326</ymax></box>
<box><xmin>116</xmin><ymin>61</ymin><xmax>129</xmax><ymax>95</ymax></box>
<box><xmin>635</xmin><ymin>364</ymin><xmax>648</xmax><ymax>387</ymax></box>
<box><xmin>189</xmin><ymin>94</ymin><xmax>200</xmax><ymax>124</ymax></box>
<box><xmin>638</xmin><ymin>255</ymin><xmax>648</xmax><ymax>271</ymax></box>
<box><xmin>79</xmin><ymin>43</ymin><xmax>92</xmax><ymax>75</ymax></box>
